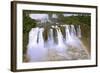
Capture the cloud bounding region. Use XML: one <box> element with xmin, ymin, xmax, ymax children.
<box><xmin>29</xmin><ymin>14</ymin><xmax>48</xmax><ymax>20</ymax></box>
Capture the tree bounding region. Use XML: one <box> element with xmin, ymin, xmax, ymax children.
<box><xmin>23</xmin><ymin>11</ymin><xmax>37</xmax><ymax>54</ymax></box>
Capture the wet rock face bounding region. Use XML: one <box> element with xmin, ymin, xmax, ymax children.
<box><xmin>43</xmin><ymin>28</ymin><xmax>48</xmax><ymax>42</ymax></box>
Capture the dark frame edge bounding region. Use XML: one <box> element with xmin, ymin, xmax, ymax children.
<box><xmin>11</xmin><ymin>1</ymin><xmax>97</xmax><ymax>8</ymax></box>
<box><xmin>13</xmin><ymin>65</ymin><xmax>97</xmax><ymax>72</ymax></box>
<box><xmin>11</xmin><ymin>1</ymin><xmax>17</xmax><ymax>72</ymax></box>
<box><xmin>96</xmin><ymin>6</ymin><xmax>98</xmax><ymax>67</ymax></box>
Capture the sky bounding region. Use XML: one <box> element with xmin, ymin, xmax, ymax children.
<box><xmin>29</xmin><ymin>14</ymin><xmax>49</xmax><ymax>20</ymax></box>
<box><xmin>29</xmin><ymin>13</ymin><xmax>77</xmax><ymax>20</ymax></box>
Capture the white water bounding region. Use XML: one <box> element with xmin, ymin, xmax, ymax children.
<box><xmin>38</xmin><ymin>28</ymin><xmax>44</xmax><ymax>47</ymax></box>
<box><xmin>27</xmin><ymin>28</ymin><xmax>47</xmax><ymax>62</ymax></box>
<box><xmin>29</xmin><ymin>28</ymin><xmax>38</xmax><ymax>45</ymax></box>
<box><xmin>56</xmin><ymin>27</ymin><xmax>64</xmax><ymax>47</ymax></box>
<box><xmin>46</xmin><ymin>28</ymin><xmax>55</xmax><ymax>49</ymax></box>
<box><xmin>55</xmin><ymin>27</ymin><xmax>67</xmax><ymax>57</ymax></box>
<box><xmin>27</xmin><ymin>25</ymin><xmax>89</xmax><ymax>62</ymax></box>
<box><xmin>65</xmin><ymin>25</ymin><xmax>71</xmax><ymax>40</ymax></box>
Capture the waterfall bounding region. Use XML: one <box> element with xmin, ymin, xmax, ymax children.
<box><xmin>38</xmin><ymin>28</ymin><xmax>44</xmax><ymax>47</ymax></box>
<box><xmin>28</xmin><ymin>27</ymin><xmax>39</xmax><ymax>47</ymax></box>
<box><xmin>65</xmin><ymin>25</ymin><xmax>71</xmax><ymax>41</ymax></box>
<box><xmin>77</xmin><ymin>25</ymin><xmax>81</xmax><ymax>38</ymax></box>
<box><xmin>55</xmin><ymin>27</ymin><xmax>68</xmax><ymax>57</ymax></box>
<box><xmin>64</xmin><ymin>25</ymin><xmax>89</xmax><ymax>59</ymax></box>
<box><xmin>56</xmin><ymin>27</ymin><xmax>64</xmax><ymax>47</ymax></box>
<box><xmin>27</xmin><ymin>28</ymin><xmax>47</xmax><ymax>62</ymax></box>
<box><xmin>64</xmin><ymin>25</ymin><xmax>83</xmax><ymax>49</ymax></box>
<box><xmin>27</xmin><ymin>24</ymin><xmax>89</xmax><ymax>62</ymax></box>
<box><xmin>47</xmin><ymin>28</ymin><xmax>55</xmax><ymax>49</ymax></box>
<box><xmin>70</xmin><ymin>25</ymin><xmax>77</xmax><ymax>37</ymax></box>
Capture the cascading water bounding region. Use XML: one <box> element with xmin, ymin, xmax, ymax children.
<box><xmin>38</xmin><ymin>28</ymin><xmax>45</xmax><ymax>47</ymax></box>
<box><xmin>28</xmin><ymin>27</ymin><xmax>39</xmax><ymax>46</ymax></box>
<box><xmin>70</xmin><ymin>25</ymin><xmax>77</xmax><ymax>37</ymax></box>
<box><xmin>77</xmin><ymin>25</ymin><xmax>81</xmax><ymax>38</ymax></box>
<box><xmin>64</xmin><ymin>25</ymin><xmax>89</xmax><ymax>59</ymax></box>
<box><xmin>27</xmin><ymin>28</ymin><xmax>47</xmax><ymax>62</ymax></box>
<box><xmin>54</xmin><ymin>27</ymin><xmax>68</xmax><ymax>57</ymax></box>
<box><xmin>46</xmin><ymin>28</ymin><xmax>55</xmax><ymax>49</ymax></box>
<box><xmin>56</xmin><ymin>27</ymin><xmax>64</xmax><ymax>47</ymax></box>
<box><xmin>27</xmin><ymin>24</ymin><xmax>90</xmax><ymax>62</ymax></box>
<box><xmin>65</xmin><ymin>25</ymin><xmax>71</xmax><ymax>41</ymax></box>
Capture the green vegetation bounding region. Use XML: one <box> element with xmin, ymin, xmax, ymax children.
<box><xmin>23</xmin><ymin>11</ymin><xmax>37</xmax><ymax>54</ymax></box>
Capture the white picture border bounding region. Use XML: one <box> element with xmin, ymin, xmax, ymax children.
<box><xmin>16</xmin><ymin>3</ymin><xmax>97</xmax><ymax>70</ymax></box>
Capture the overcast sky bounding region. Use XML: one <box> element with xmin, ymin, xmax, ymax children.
<box><xmin>29</xmin><ymin>13</ymin><xmax>77</xmax><ymax>20</ymax></box>
<box><xmin>29</xmin><ymin>14</ymin><xmax>49</xmax><ymax>20</ymax></box>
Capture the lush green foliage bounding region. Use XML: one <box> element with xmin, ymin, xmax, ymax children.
<box><xmin>23</xmin><ymin>12</ymin><xmax>37</xmax><ymax>54</ymax></box>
